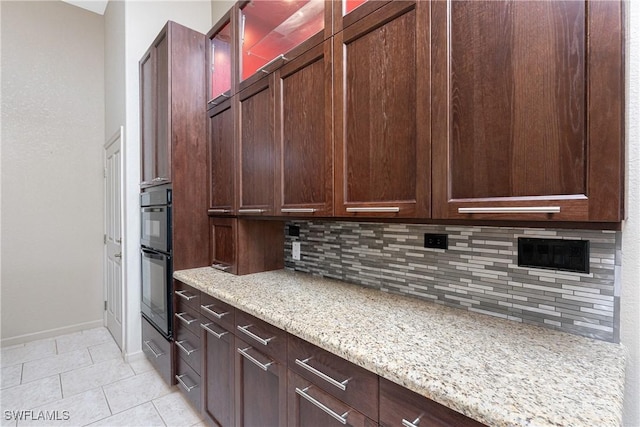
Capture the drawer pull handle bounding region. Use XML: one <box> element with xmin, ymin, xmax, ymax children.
<box><xmin>295</xmin><ymin>357</ymin><xmax>349</xmax><ymax>391</ymax></box>
<box><xmin>281</xmin><ymin>208</ymin><xmax>318</xmax><ymax>213</ymax></box>
<box><xmin>143</xmin><ymin>340</ymin><xmax>163</xmax><ymax>358</ymax></box>
<box><xmin>201</xmin><ymin>304</ymin><xmax>229</xmax><ymax>319</ymax></box>
<box><xmin>201</xmin><ymin>322</ymin><xmax>229</xmax><ymax>339</ymax></box>
<box><xmin>259</xmin><ymin>54</ymin><xmax>287</xmax><ymax>74</ymax></box>
<box><xmin>175</xmin><ymin>340</ymin><xmax>197</xmax><ymax>356</ymax></box>
<box><xmin>295</xmin><ymin>386</ymin><xmax>349</xmax><ymax>425</ymax></box>
<box><xmin>346</xmin><ymin>207</ymin><xmax>400</xmax><ymax>213</ymax></box>
<box><xmin>209</xmin><ymin>209</ymin><xmax>232</xmax><ymax>214</ymax></box>
<box><xmin>238</xmin><ymin>209</ymin><xmax>266</xmax><ymax>214</ymax></box>
<box><xmin>175</xmin><ymin>290</ymin><xmax>197</xmax><ymax>301</ymax></box>
<box><xmin>175</xmin><ymin>312</ymin><xmax>198</xmax><ymax>325</ymax></box>
<box><xmin>457</xmin><ymin>206</ymin><xmax>561</xmax><ymax>214</ymax></box>
<box><xmin>402</xmin><ymin>416</ymin><xmax>423</xmax><ymax>427</ymax></box>
<box><xmin>175</xmin><ymin>374</ymin><xmax>198</xmax><ymax>393</ymax></box>
<box><xmin>238</xmin><ymin>346</ymin><xmax>274</xmax><ymax>371</ymax></box>
<box><xmin>237</xmin><ymin>324</ymin><xmax>275</xmax><ymax>346</ymax></box>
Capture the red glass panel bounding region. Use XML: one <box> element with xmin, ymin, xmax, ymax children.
<box><xmin>241</xmin><ymin>0</ymin><xmax>324</xmax><ymax>81</ymax></box>
<box><xmin>344</xmin><ymin>0</ymin><xmax>368</xmax><ymax>15</ymax></box>
<box><xmin>210</xmin><ymin>21</ymin><xmax>232</xmax><ymax>100</ymax></box>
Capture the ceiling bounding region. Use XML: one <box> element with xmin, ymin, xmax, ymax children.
<box><xmin>62</xmin><ymin>0</ymin><xmax>109</xmax><ymax>15</ymax></box>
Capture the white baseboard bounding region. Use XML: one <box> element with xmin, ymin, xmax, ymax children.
<box><xmin>124</xmin><ymin>350</ymin><xmax>144</xmax><ymax>363</ymax></box>
<box><xmin>0</xmin><ymin>319</ymin><xmax>105</xmax><ymax>347</ymax></box>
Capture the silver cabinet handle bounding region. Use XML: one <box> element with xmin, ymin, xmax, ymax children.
<box><xmin>281</xmin><ymin>208</ymin><xmax>318</xmax><ymax>213</ymax></box>
<box><xmin>295</xmin><ymin>357</ymin><xmax>349</xmax><ymax>391</ymax></box>
<box><xmin>201</xmin><ymin>322</ymin><xmax>229</xmax><ymax>339</ymax></box>
<box><xmin>152</xmin><ymin>177</ymin><xmax>169</xmax><ymax>182</ymax></box>
<box><xmin>259</xmin><ymin>54</ymin><xmax>287</xmax><ymax>74</ymax></box>
<box><xmin>237</xmin><ymin>324</ymin><xmax>275</xmax><ymax>346</ymax></box>
<box><xmin>175</xmin><ymin>312</ymin><xmax>197</xmax><ymax>325</ymax></box>
<box><xmin>114</xmin><ymin>253</ymin><xmax>122</xmax><ymax>258</ymax></box>
<box><xmin>295</xmin><ymin>387</ymin><xmax>349</xmax><ymax>425</ymax></box>
<box><xmin>238</xmin><ymin>346</ymin><xmax>273</xmax><ymax>371</ymax></box>
<box><xmin>238</xmin><ymin>209</ymin><xmax>266</xmax><ymax>214</ymax></box>
<box><xmin>402</xmin><ymin>417</ymin><xmax>422</xmax><ymax>427</ymax></box>
<box><xmin>211</xmin><ymin>263</ymin><xmax>231</xmax><ymax>271</ymax></box>
<box><xmin>457</xmin><ymin>206</ymin><xmax>561</xmax><ymax>214</ymax></box>
<box><xmin>209</xmin><ymin>209</ymin><xmax>232</xmax><ymax>213</ymax></box>
<box><xmin>175</xmin><ymin>290</ymin><xmax>197</xmax><ymax>301</ymax></box>
<box><xmin>346</xmin><ymin>207</ymin><xmax>400</xmax><ymax>213</ymax></box>
<box><xmin>175</xmin><ymin>340</ymin><xmax>197</xmax><ymax>356</ymax></box>
<box><xmin>143</xmin><ymin>340</ymin><xmax>163</xmax><ymax>358</ymax></box>
<box><xmin>201</xmin><ymin>304</ymin><xmax>229</xmax><ymax>319</ymax></box>
<box><xmin>175</xmin><ymin>374</ymin><xmax>198</xmax><ymax>393</ymax></box>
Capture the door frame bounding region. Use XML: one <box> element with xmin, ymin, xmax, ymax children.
<box><xmin>103</xmin><ymin>126</ymin><xmax>125</xmax><ymax>348</ymax></box>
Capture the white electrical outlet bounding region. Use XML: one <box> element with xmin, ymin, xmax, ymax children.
<box><xmin>292</xmin><ymin>241</ymin><xmax>301</xmax><ymax>260</ymax></box>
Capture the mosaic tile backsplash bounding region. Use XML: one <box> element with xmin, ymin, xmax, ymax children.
<box><xmin>284</xmin><ymin>221</ymin><xmax>621</xmax><ymax>343</ymax></box>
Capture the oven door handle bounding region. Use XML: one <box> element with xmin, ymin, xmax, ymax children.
<box><xmin>142</xmin><ymin>207</ymin><xmax>165</xmax><ymax>213</ymax></box>
<box><xmin>141</xmin><ymin>248</ymin><xmax>170</xmax><ymax>260</ymax></box>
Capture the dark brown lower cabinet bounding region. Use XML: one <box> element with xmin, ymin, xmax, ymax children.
<box><xmin>141</xmin><ymin>315</ymin><xmax>173</xmax><ymax>385</ymax></box>
<box><xmin>235</xmin><ymin>337</ymin><xmax>287</xmax><ymax>427</ymax></box>
<box><xmin>379</xmin><ymin>377</ymin><xmax>485</xmax><ymax>427</ymax></box>
<box><xmin>175</xmin><ymin>350</ymin><xmax>202</xmax><ymax>411</ymax></box>
<box><xmin>201</xmin><ymin>319</ymin><xmax>235</xmax><ymax>427</ymax></box>
<box><xmin>288</xmin><ymin>371</ymin><xmax>377</xmax><ymax>427</ymax></box>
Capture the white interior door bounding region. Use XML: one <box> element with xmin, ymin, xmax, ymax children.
<box><xmin>104</xmin><ymin>127</ymin><xmax>124</xmax><ymax>349</ymax></box>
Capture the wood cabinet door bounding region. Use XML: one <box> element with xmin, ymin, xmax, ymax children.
<box><xmin>139</xmin><ymin>27</ymin><xmax>171</xmax><ymax>187</ymax></box>
<box><xmin>139</xmin><ymin>48</ymin><xmax>155</xmax><ymax>186</ymax></box>
<box><xmin>202</xmin><ymin>320</ymin><xmax>235</xmax><ymax>427</ymax></box>
<box><xmin>235</xmin><ymin>337</ymin><xmax>287</xmax><ymax>427</ymax></box>
<box><xmin>431</xmin><ymin>0</ymin><xmax>624</xmax><ymax>223</ymax></box>
<box><xmin>334</xmin><ymin>1</ymin><xmax>430</xmax><ymax>218</ymax></box>
<box><xmin>275</xmin><ymin>40</ymin><xmax>333</xmax><ymax>217</ymax></box>
<box><xmin>208</xmin><ymin>98</ymin><xmax>236</xmax><ymax>215</ymax></box>
<box><xmin>379</xmin><ymin>378</ymin><xmax>485</xmax><ymax>427</ymax></box>
<box><xmin>238</xmin><ymin>75</ymin><xmax>275</xmax><ymax>216</ymax></box>
<box><xmin>288</xmin><ymin>371</ymin><xmax>377</xmax><ymax>427</ymax></box>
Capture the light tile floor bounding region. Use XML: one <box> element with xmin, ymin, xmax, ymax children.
<box><xmin>1</xmin><ymin>327</ymin><xmax>204</xmax><ymax>427</ymax></box>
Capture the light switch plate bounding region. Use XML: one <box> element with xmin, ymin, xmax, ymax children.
<box><xmin>292</xmin><ymin>241</ymin><xmax>301</xmax><ymax>260</ymax></box>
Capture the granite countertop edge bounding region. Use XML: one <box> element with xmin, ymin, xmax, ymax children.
<box><xmin>174</xmin><ymin>267</ymin><xmax>626</xmax><ymax>427</ymax></box>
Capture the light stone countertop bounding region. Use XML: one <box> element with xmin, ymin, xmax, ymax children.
<box><xmin>174</xmin><ymin>267</ymin><xmax>626</xmax><ymax>427</ymax></box>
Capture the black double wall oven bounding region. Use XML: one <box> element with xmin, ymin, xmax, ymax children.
<box><xmin>140</xmin><ymin>186</ymin><xmax>173</xmax><ymax>339</ymax></box>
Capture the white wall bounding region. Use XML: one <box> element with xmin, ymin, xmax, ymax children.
<box><xmin>119</xmin><ymin>1</ymin><xmax>211</xmax><ymax>358</ymax></box>
<box><xmin>0</xmin><ymin>1</ymin><xmax>105</xmax><ymax>344</ymax></box>
<box><xmin>622</xmin><ymin>2</ymin><xmax>640</xmax><ymax>425</ymax></box>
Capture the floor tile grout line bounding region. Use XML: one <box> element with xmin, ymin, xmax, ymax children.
<box><xmin>100</xmin><ymin>385</ymin><xmax>114</xmax><ymax>417</ymax></box>
<box><xmin>150</xmin><ymin>398</ymin><xmax>170</xmax><ymax>427</ymax></box>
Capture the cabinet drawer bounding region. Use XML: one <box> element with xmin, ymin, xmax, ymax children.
<box><xmin>175</xmin><ymin>299</ymin><xmax>201</xmax><ymax>337</ymax></box>
<box><xmin>235</xmin><ymin>310</ymin><xmax>287</xmax><ymax>362</ymax></box>
<box><xmin>379</xmin><ymin>378</ymin><xmax>485</xmax><ymax>427</ymax></box>
<box><xmin>141</xmin><ymin>315</ymin><xmax>173</xmax><ymax>385</ymax></box>
<box><xmin>175</xmin><ymin>324</ymin><xmax>201</xmax><ymax>375</ymax></box>
<box><xmin>288</xmin><ymin>335</ymin><xmax>378</xmax><ymax>421</ymax></box>
<box><xmin>288</xmin><ymin>370</ymin><xmax>377</xmax><ymax>427</ymax></box>
<box><xmin>175</xmin><ymin>354</ymin><xmax>202</xmax><ymax>412</ymax></box>
<box><xmin>200</xmin><ymin>293</ymin><xmax>235</xmax><ymax>330</ymax></box>
<box><xmin>175</xmin><ymin>281</ymin><xmax>201</xmax><ymax>310</ymax></box>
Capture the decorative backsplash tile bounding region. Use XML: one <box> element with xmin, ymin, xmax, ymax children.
<box><xmin>284</xmin><ymin>221</ymin><xmax>620</xmax><ymax>343</ymax></box>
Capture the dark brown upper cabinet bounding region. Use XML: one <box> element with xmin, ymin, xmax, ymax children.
<box><xmin>139</xmin><ymin>29</ymin><xmax>170</xmax><ymax>187</ymax></box>
<box><xmin>431</xmin><ymin>0</ymin><xmax>624</xmax><ymax>223</ymax></box>
<box><xmin>238</xmin><ymin>75</ymin><xmax>276</xmax><ymax>216</ymax></box>
<box><xmin>208</xmin><ymin>97</ymin><xmax>236</xmax><ymax>215</ymax></box>
<box><xmin>206</xmin><ymin>10</ymin><xmax>233</xmax><ymax>109</ymax></box>
<box><xmin>333</xmin><ymin>1</ymin><xmax>431</xmax><ymax>218</ymax></box>
<box><xmin>274</xmin><ymin>40</ymin><xmax>333</xmax><ymax>217</ymax></box>
<box><xmin>237</xmin><ymin>0</ymin><xmax>332</xmax><ymax>91</ymax></box>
